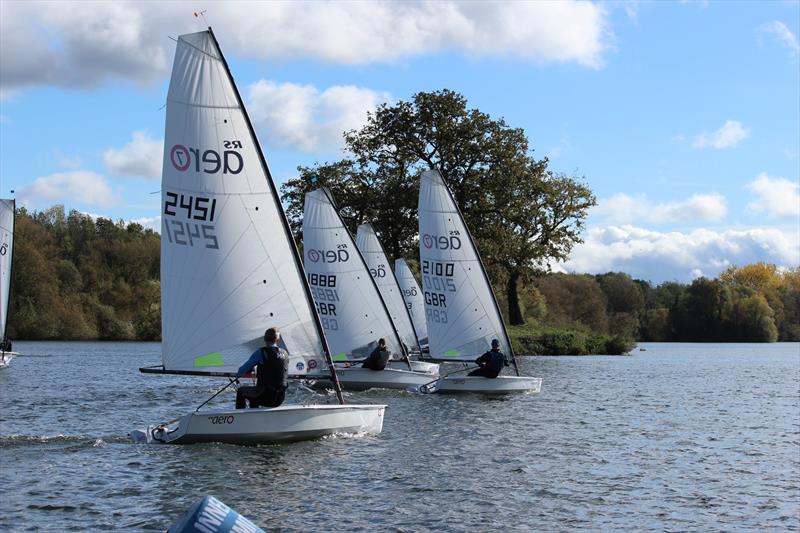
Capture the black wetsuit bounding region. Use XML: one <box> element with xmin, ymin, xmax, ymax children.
<box><xmin>468</xmin><ymin>349</ymin><xmax>507</xmax><ymax>378</ymax></box>
<box><xmin>235</xmin><ymin>346</ymin><xmax>289</xmax><ymax>409</ymax></box>
<box><xmin>361</xmin><ymin>347</ymin><xmax>391</xmax><ymax>371</ymax></box>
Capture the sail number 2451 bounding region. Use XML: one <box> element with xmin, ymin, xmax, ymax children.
<box><xmin>163</xmin><ymin>191</ymin><xmax>219</xmax><ymax>249</ymax></box>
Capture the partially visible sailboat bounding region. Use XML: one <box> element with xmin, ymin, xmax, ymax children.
<box><xmin>394</xmin><ymin>258</ymin><xmax>429</xmax><ymax>349</ymax></box>
<box><xmin>131</xmin><ymin>28</ymin><xmax>384</xmax><ymax>444</ymax></box>
<box><xmin>0</xmin><ymin>199</ymin><xmax>15</xmax><ymax>368</ymax></box>
<box><xmin>355</xmin><ymin>224</ymin><xmax>437</xmax><ymax>374</ymax></box>
<box><xmin>302</xmin><ymin>189</ymin><xmax>436</xmax><ymax>390</ymax></box>
<box><xmin>417</xmin><ymin>170</ymin><xmax>542</xmax><ymax>394</ymax></box>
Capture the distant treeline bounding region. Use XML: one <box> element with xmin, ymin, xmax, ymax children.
<box><xmin>9</xmin><ymin>206</ymin><xmax>160</xmax><ymax>341</ymax></box>
<box><xmin>498</xmin><ymin>265</ymin><xmax>799</xmax><ymax>345</ymax></box>
<box><xmin>7</xmin><ymin>206</ymin><xmax>798</xmax><ymax>345</ymax></box>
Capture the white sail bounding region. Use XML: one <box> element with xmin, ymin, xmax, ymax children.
<box><xmin>394</xmin><ymin>258</ymin><xmax>429</xmax><ymax>346</ymax></box>
<box><xmin>303</xmin><ymin>189</ymin><xmax>405</xmax><ymax>362</ymax></box>
<box><xmin>355</xmin><ymin>224</ymin><xmax>419</xmax><ymax>351</ymax></box>
<box><xmin>160</xmin><ymin>30</ymin><xmax>328</xmax><ymax>377</ymax></box>
<box><xmin>0</xmin><ymin>199</ymin><xmax>14</xmax><ymax>341</ymax></box>
<box><xmin>417</xmin><ymin>170</ymin><xmax>513</xmax><ymax>362</ymax></box>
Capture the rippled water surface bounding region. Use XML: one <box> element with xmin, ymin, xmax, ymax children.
<box><xmin>1</xmin><ymin>342</ymin><xmax>798</xmax><ymax>531</ymax></box>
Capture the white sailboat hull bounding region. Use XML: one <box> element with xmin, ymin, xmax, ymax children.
<box><xmin>0</xmin><ymin>351</ymin><xmax>16</xmax><ymax>368</ymax></box>
<box><xmin>130</xmin><ymin>404</ymin><xmax>385</xmax><ymax>445</ymax></box>
<box><xmin>387</xmin><ymin>360</ymin><xmax>439</xmax><ymax>375</ymax></box>
<box><xmin>318</xmin><ymin>367</ymin><xmax>439</xmax><ymax>391</ymax></box>
<box><xmin>433</xmin><ymin>376</ymin><xmax>543</xmax><ymax>394</ymax></box>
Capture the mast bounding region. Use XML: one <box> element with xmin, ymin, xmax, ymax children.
<box><xmin>429</xmin><ymin>170</ymin><xmax>520</xmax><ymax>376</ymax></box>
<box><xmin>319</xmin><ymin>189</ymin><xmax>413</xmax><ymax>370</ymax></box>
<box><xmin>207</xmin><ymin>27</ymin><xmax>344</xmax><ymax>402</ymax></box>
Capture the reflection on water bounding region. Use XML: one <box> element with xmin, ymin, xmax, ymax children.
<box><xmin>0</xmin><ymin>341</ymin><xmax>798</xmax><ymax>531</ymax></box>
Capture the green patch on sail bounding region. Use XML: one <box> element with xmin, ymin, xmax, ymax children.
<box><xmin>332</xmin><ymin>353</ymin><xmax>348</xmax><ymax>362</ymax></box>
<box><xmin>443</xmin><ymin>349</ymin><xmax>460</xmax><ymax>358</ymax></box>
<box><xmin>194</xmin><ymin>352</ymin><xmax>224</xmax><ymax>367</ymax></box>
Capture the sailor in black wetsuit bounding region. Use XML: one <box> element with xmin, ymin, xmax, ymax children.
<box><xmin>468</xmin><ymin>339</ymin><xmax>508</xmax><ymax>378</ymax></box>
<box><xmin>361</xmin><ymin>338</ymin><xmax>390</xmax><ymax>371</ymax></box>
<box><xmin>235</xmin><ymin>327</ymin><xmax>289</xmax><ymax>409</ymax></box>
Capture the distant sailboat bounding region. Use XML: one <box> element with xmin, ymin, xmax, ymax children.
<box><xmin>0</xmin><ymin>199</ymin><xmax>15</xmax><ymax>368</ymax></box>
<box><xmin>132</xmin><ymin>28</ymin><xmax>384</xmax><ymax>444</ymax></box>
<box><xmin>418</xmin><ymin>170</ymin><xmax>542</xmax><ymax>394</ymax></box>
<box><xmin>394</xmin><ymin>257</ymin><xmax>429</xmax><ymax>349</ymax></box>
<box><xmin>303</xmin><ymin>189</ymin><xmax>436</xmax><ymax>390</ymax></box>
<box><xmin>355</xmin><ymin>224</ymin><xmax>437</xmax><ymax>374</ymax></box>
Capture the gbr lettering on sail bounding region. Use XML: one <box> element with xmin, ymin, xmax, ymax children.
<box><xmin>162</xmin><ymin>140</ymin><xmax>244</xmax><ymax>250</ymax></box>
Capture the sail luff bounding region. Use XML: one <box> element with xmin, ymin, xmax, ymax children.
<box><xmin>205</xmin><ymin>28</ymin><xmax>344</xmax><ymax>402</ymax></box>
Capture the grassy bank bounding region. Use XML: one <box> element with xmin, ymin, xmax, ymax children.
<box><xmin>507</xmin><ymin>324</ymin><xmax>636</xmax><ymax>356</ymax></box>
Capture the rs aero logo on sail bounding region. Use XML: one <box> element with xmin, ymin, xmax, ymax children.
<box><xmin>422</xmin><ymin>233</ymin><xmax>461</xmax><ymax>250</ymax></box>
<box><xmin>170</xmin><ymin>140</ymin><xmax>244</xmax><ymax>174</ymax></box>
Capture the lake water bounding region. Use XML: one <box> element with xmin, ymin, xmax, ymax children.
<box><xmin>0</xmin><ymin>342</ymin><xmax>798</xmax><ymax>531</ymax></box>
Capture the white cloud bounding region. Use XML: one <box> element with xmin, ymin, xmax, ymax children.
<box><xmin>103</xmin><ymin>131</ymin><xmax>163</xmax><ymax>180</ymax></box>
<box><xmin>758</xmin><ymin>21</ymin><xmax>800</xmax><ymax>58</ymax></box>
<box><xmin>746</xmin><ymin>173</ymin><xmax>800</xmax><ymax>219</ymax></box>
<box><xmin>131</xmin><ymin>216</ymin><xmax>161</xmax><ymax>233</ymax></box>
<box><xmin>18</xmin><ymin>171</ymin><xmax>118</xmax><ymax>207</ymax></box>
<box><xmin>593</xmin><ymin>192</ymin><xmax>727</xmax><ymax>224</ymax></box>
<box><xmin>247</xmin><ymin>81</ymin><xmax>392</xmax><ymax>152</ymax></box>
<box><xmin>1</xmin><ymin>1</ymin><xmax>610</xmax><ymax>92</ymax></box>
<box><xmin>565</xmin><ymin>224</ymin><xmax>799</xmax><ymax>283</ymax></box>
<box><xmin>693</xmin><ymin>120</ymin><xmax>751</xmax><ymax>149</ymax></box>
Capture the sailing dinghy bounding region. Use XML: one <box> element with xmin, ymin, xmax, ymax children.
<box><xmin>355</xmin><ymin>224</ymin><xmax>437</xmax><ymax>375</ymax></box>
<box><xmin>131</xmin><ymin>28</ymin><xmax>384</xmax><ymax>444</ymax></box>
<box><xmin>0</xmin><ymin>199</ymin><xmax>16</xmax><ymax>368</ymax></box>
<box><xmin>417</xmin><ymin>170</ymin><xmax>542</xmax><ymax>394</ymax></box>
<box><xmin>302</xmin><ymin>189</ymin><xmax>436</xmax><ymax>390</ymax></box>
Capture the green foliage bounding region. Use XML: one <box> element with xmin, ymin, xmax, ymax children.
<box><xmin>507</xmin><ymin>324</ymin><xmax>635</xmax><ymax>355</ymax></box>
<box><xmin>8</xmin><ymin>207</ymin><xmax>161</xmax><ymax>341</ymax></box>
<box><xmin>280</xmin><ymin>89</ymin><xmax>595</xmax><ymax>325</ymax></box>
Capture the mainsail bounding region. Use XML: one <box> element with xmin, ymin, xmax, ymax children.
<box><xmin>303</xmin><ymin>189</ymin><xmax>406</xmax><ymax>362</ymax></box>
<box><xmin>394</xmin><ymin>258</ymin><xmax>429</xmax><ymax>346</ymax></box>
<box><xmin>355</xmin><ymin>224</ymin><xmax>420</xmax><ymax>351</ymax></box>
<box><xmin>160</xmin><ymin>30</ymin><xmax>331</xmax><ymax>378</ymax></box>
<box><xmin>0</xmin><ymin>199</ymin><xmax>14</xmax><ymax>342</ymax></box>
<box><xmin>417</xmin><ymin>170</ymin><xmax>518</xmax><ymax>374</ymax></box>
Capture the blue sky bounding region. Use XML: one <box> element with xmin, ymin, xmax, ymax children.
<box><xmin>1</xmin><ymin>0</ymin><xmax>798</xmax><ymax>283</ymax></box>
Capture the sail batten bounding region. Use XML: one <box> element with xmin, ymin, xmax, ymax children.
<box><xmin>161</xmin><ymin>30</ymin><xmax>331</xmax><ymax>378</ymax></box>
<box><xmin>418</xmin><ymin>170</ymin><xmax>517</xmax><ymax>372</ymax></box>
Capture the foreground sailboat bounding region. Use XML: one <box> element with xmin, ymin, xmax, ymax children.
<box><xmin>303</xmin><ymin>189</ymin><xmax>436</xmax><ymax>390</ymax></box>
<box><xmin>355</xmin><ymin>224</ymin><xmax>437</xmax><ymax>374</ymax></box>
<box><xmin>131</xmin><ymin>28</ymin><xmax>384</xmax><ymax>444</ymax></box>
<box><xmin>0</xmin><ymin>199</ymin><xmax>15</xmax><ymax>368</ymax></box>
<box><xmin>417</xmin><ymin>170</ymin><xmax>542</xmax><ymax>394</ymax></box>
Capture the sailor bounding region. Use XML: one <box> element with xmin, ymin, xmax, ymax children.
<box><xmin>361</xmin><ymin>338</ymin><xmax>391</xmax><ymax>371</ymax></box>
<box><xmin>468</xmin><ymin>339</ymin><xmax>508</xmax><ymax>378</ymax></box>
<box><xmin>235</xmin><ymin>327</ymin><xmax>289</xmax><ymax>409</ymax></box>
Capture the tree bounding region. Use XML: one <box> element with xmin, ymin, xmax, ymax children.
<box><xmin>281</xmin><ymin>89</ymin><xmax>595</xmax><ymax>324</ymax></box>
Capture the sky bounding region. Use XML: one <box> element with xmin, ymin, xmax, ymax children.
<box><xmin>0</xmin><ymin>0</ymin><xmax>798</xmax><ymax>284</ymax></box>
